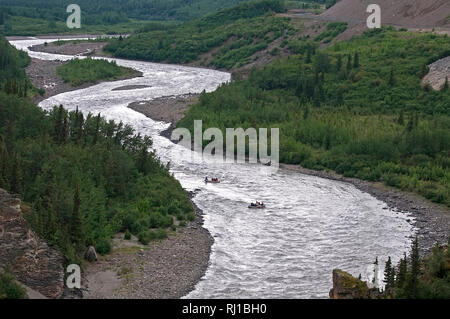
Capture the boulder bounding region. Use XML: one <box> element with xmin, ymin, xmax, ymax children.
<box><xmin>84</xmin><ymin>246</ymin><xmax>98</xmax><ymax>262</ymax></box>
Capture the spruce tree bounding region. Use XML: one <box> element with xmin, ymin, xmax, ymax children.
<box><xmin>76</xmin><ymin>112</ymin><xmax>84</xmax><ymax>144</ymax></box>
<box><xmin>407</xmin><ymin>114</ymin><xmax>415</xmax><ymax>132</ymax></box>
<box><xmin>384</xmin><ymin>257</ymin><xmax>392</xmax><ymax>289</ymax></box>
<box><xmin>353</xmin><ymin>52</ymin><xmax>359</xmax><ymax>68</ymax></box>
<box><xmin>10</xmin><ymin>153</ymin><xmax>21</xmax><ymax>194</ymax></box>
<box><xmin>137</xmin><ymin>146</ymin><xmax>148</xmax><ymax>174</ymax></box>
<box><xmin>396</xmin><ymin>253</ymin><xmax>408</xmax><ymax>289</ymax></box>
<box><xmin>384</xmin><ymin>257</ymin><xmax>396</xmax><ymax>291</ymax></box>
<box><xmin>54</xmin><ymin>105</ymin><xmax>63</xmax><ymax>141</ymax></box>
<box><xmin>0</xmin><ymin>138</ymin><xmax>9</xmax><ymax>189</ymax></box>
<box><xmin>397</xmin><ymin>110</ymin><xmax>404</xmax><ymax>125</ymax></box>
<box><xmin>407</xmin><ymin>237</ymin><xmax>420</xmax><ymax>298</ymax></box>
<box><xmin>346</xmin><ymin>54</ymin><xmax>352</xmax><ymax>71</ymax></box>
<box><xmin>412</xmin><ymin>112</ymin><xmax>419</xmax><ymax>130</ymax></box>
<box><xmin>336</xmin><ymin>54</ymin><xmax>342</xmax><ymax>71</ymax></box>
<box><xmin>93</xmin><ymin>113</ymin><xmax>101</xmax><ymax>145</ymax></box>
<box><xmin>62</xmin><ymin>116</ymin><xmax>68</xmax><ymax>144</ymax></box>
<box><xmin>388</xmin><ymin>68</ymin><xmax>395</xmax><ymax>86</ymax></box>
<box><xmin>71</xmin><ymin>185</ymin><xmax>85</xmax><ymax>254</ymax></box>
<box><xmin>305</xmin><ymin>49</ymin><xmax>312</xmax><ymax>64</ymax></box>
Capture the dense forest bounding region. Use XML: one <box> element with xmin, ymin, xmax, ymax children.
<box><xmin>178</xmin><ymin>28</ymin><xmax>450</xmax><ymax>207</ymax></box>
<box><xmin>104</xmin><ymin>0</ymin><xmax>288</xmax><ymax>68</ymax></box>
<box><xmin>0</xmin><ymin>0</ymin><xmax>249</xmax><ymax>22</ymax></box>
<box><xmin>0</xmin><ymin>36</ymin><xmax>195</xmax><ymax>265</ymax></box>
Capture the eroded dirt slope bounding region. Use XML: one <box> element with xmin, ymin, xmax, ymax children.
<box><xmin>321</xmin><ymin>0</ymin><xmax>450</xmax><ymax>28</ymax></box>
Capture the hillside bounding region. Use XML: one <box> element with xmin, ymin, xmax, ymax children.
<box><xmin>0</xmin><ymin>0</ymin><xmax>250</xmax><ymax>35</ymax></box>
<box><xmin>321</xmin><ymin>0</ymin><xmax>450</xmax><ymax>28</ymax></box>
<box><xmin>104</xmin><ymin>0</ymin><xmax>288</xmax><ymax>70</ymax></box>
<box><xmin>178</xmin><ymin>29</ymin><xmax>450</xmax><ymax>207</ymax></box>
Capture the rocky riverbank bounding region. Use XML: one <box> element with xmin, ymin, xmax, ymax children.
<box><xmin>83</xmin><ymin>192</ymin><xmax>213</xmax><ymax>299</ymax></box>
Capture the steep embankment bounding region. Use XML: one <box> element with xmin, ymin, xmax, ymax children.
<box><xmin>0</xmin><ymin>189</ymin><xmax>65</xmax><ymax>299</ymax></box>
<box><xmin>321</xmin><ymin>0</ymin><xmax>450</xmax><ymax>28</ymax></box>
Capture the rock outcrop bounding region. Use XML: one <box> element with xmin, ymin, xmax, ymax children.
<box><xmin>422</xmin><ymin>56</ymin><xmax>450</xmax><ymax>90</ymax></box>
<box><xmin>0</xmin><ymin>188</ymin><xmax>65</xmax><ymax>299</ymax></box>
<box><xmin>329</xmin><ymin>269</ymin><xmax>383</xmax><ymax>299</ymax></box>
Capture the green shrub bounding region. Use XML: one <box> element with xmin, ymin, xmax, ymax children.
<box><xmin>138</xmin><ymin>231</ymin><xmax>151</xmax><ymax>245</ymax></box>
<box><xmin>95</xmin><ymin>238</ymin><xmax>112</xmax><ymax>255</ymax></box>
<box><xmin>124</xmin><ymin>230</ymin><xmax>131</xmax><ymax>240</ymax></box>
<box><xmin>0</xmin><ymin>270</ymin><xmax>26</xmax><ymax>299</ymax></box>
<box><xmin>154</xmin><ymin>228</ymin><xmax>168</xmax><ymax>240</ymax></box>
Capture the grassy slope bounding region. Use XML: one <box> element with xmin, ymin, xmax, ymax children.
<box><xmin>178</xmin><ymin>28</ymin><xmax>450</xmax><ymax>206</ymax></box>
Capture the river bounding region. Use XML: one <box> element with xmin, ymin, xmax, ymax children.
<box><xmin>11</xmin><ymin>38</ymin><xmax>416</xmax><ymax>299</ymax></box>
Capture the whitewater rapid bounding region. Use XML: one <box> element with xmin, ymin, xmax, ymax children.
<box><xmin>12</xmin><ymin>38</ymin><xmax>416</xmax><ymax>298</ymax></box>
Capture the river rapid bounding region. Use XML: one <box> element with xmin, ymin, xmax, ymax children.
<box><xmin>11</xmin><ymin>38</ymin><xmax>416</xmax><ymax>299</ymax></box>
